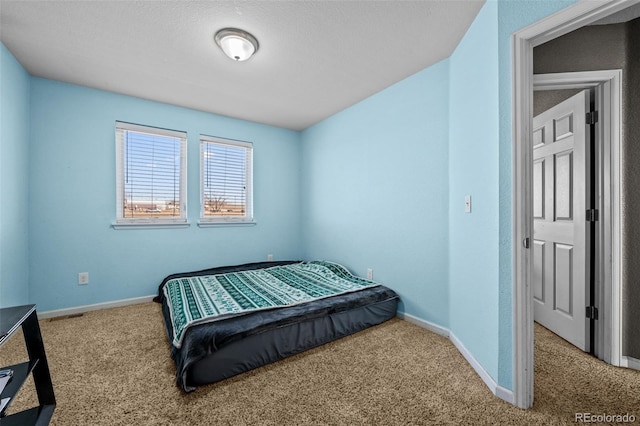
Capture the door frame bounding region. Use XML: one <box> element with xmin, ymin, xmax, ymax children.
<box><xmin>512</xmin><ymin>0</ymin><xmax>634</xmax><ymax>409</ymax></box>
<box><xmin>533</xmin><ymin>71</ymin><xmax>621</xmax><ymax>362</ymax></box>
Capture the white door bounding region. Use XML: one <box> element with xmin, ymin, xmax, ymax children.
<box><xmin>533</xmin><ymin>90</ymin><xmax>591</xmax><ymax>351</ymax></box>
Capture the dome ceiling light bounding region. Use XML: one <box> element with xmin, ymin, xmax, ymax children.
<box><xmin>214</xmin><ymin>28</ymin><xmax>259</xmax><ymax>62</ymax></box>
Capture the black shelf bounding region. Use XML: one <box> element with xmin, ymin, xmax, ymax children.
<box><xmin>0</xmin><ymin>305</ymin><xmax>35</xmax><ymax>346</ymax></box>
<box><xmin>0</xmin><ymin>305</ymin><xmax>55</xmax><ymax>425</ymax></box>
<box><xmin>0</xmin><ymin>404</ymin><xmax>55</xmax><ymax>426</ymax></box>
<box><xmin>0</xmin><ymin>360</ymin><xmax>39</xmax><ymax>416</ymax></box>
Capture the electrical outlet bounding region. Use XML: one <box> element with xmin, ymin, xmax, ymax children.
<box><xmin>78</xmin><ymin>272</ymin><xmax>89</xmax><ymax>285</ymax></box>
<box><xmin>367</xmin><ymin>268</ymin><xmax>373</xmax><ymax>280</ymax></box>
<box><xmin>267</xmin><ymin>254</ymin><xmax>274</xmax><ymax>261</ymax></box>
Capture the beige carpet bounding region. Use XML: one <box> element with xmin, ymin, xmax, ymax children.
<box><xmin>0</xmin><ymin>302</ymin><xmax>638</xmax><ymax>425</ymax></box>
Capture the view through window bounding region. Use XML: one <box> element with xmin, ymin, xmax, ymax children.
<box><xmin>200</xmin><ymin>135</ymin><xmax>253</xmax><ymax>222</ymax></box>
<box><xmin>115</xmin><ymin>122</ymin><xmax>187</xmax><ymax>224</ymax></box>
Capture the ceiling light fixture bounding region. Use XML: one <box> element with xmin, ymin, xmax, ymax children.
<box><xmin>214</xmin><ymin>28</ymin><xmax>259</xmax><ymax>62</ymax></box>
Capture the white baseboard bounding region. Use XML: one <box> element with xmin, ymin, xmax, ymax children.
<box><xmin>397</xmin><ymin>313</ymin><xmax>514</xmax><ymax>405</ymax></box>
<box><xmin>397</xmin><ymin>312</ymin><xmax>449</xmax><ymax>338</ymax></box>
<box><xmin>448</xmin><ymin>333</ymin><xmax>515</xmax><ymax>405</ymax></box>
<box><xmin>495</xmin><ymin>384</ymin><xmax>515</xmax><ymax>404</ymax></box>
<box><xmin>37</xmin><ymin>295</ymin><xmax>156</xmax><ymax>319</ymax></box>
<box><xmin>621</xmin><ymin>355</ymin><xmax>640</xmax><ymax>371</ymax></box>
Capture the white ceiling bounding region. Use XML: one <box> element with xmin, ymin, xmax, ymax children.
<box><xmin>0</xmin><ymin>1</ymin><xmax>484</xmax><ymax>131</ymax></box>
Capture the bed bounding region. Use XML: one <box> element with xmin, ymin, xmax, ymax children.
<box><xmin>154</xmin><ymin>260</ymin><xmax>399</xmax><ymax>392</ymax></box>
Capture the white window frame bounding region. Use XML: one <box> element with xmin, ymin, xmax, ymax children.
<box><xmin>114</xmin><ymin>121</ymin><xmax>188</xmax><ymax>229</ymax></box>
<box><xmin>199</xmin><ymin>135</ymin><xmax>254</xmax><ymax>226</ymax></box>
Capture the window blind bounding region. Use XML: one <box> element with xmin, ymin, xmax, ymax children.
<box><xmin>200</xmin><ymin>135</ymin><xmax>253</xmax><ymax>222</ymax></box>
<box><xmin>115</xmin><ymin>122</ymin><xmax>187</xmax><ymax>224</ymax></box>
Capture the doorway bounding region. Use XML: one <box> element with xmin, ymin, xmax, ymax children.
<box><xmin>532</xmin><ymin>88</ymin><xmax>593</xmax><ymax>353</ymax></box>
<box><xmin>512</xmin><ymin>0</ymin><xmax>633</xmax><ymax>409</ymax></box>
<box><xmin>532</xmin><ymin>71</ymin><xmax>621</xmax><ymax>365</ymax></box>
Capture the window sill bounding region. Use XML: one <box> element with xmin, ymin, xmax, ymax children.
<box><xmin>112</xmin><ymin>222</ymin><xmax>191</xmax><ymax>230</ymax></box>
<box><xmin>198</xmin><ymin>221</ymin><xmax>256</xmax><ymax>228</ymax></box>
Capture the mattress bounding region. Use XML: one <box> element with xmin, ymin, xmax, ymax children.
<box><xmin>156</xmin><ymin>260</ymin><xmax>399</xmax><ymax>392</ymax></box>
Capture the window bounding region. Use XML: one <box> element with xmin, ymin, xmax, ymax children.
<box><xmin>200</xmin><ymin>135</ymin><xmax>253</xmax><ymax>224</ymax></box>
<box><xmin>115</xmin><ymin>122</ymin><xmax>187</xmax><ymax>227</ymax></box>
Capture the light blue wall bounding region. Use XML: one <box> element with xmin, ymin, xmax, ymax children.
<box><xmin>449</xmin><ymin>0</ymin><xmax>500</xmax><ymax>382</ymax></box>
<box><xmin>496</xmin><ymin>0</ymin><xmax>578</xmax><ymax>389</ymax></box>
<box><xmin>300</xmin><ymin>0</ymin><xmax>580</xmax><ymax>392</ymax></box>
<box><xmin>445</xmin><ymin>0</ymin><xmax>578</xmax><ymax>390</ymax></box>
<box><xmin>301</xmin><ymin>60</ymin><xmax>451</xmax><ymax>327</ymax></box>
<box><xmin>0</xmin><ymin>44</ymin><xmax>30</xmax><ymax>308</ymax></box>
<box><xmin>28</xmin><ymin>78</ymin><xmax>302</xmax><ymax>311</ymax></box>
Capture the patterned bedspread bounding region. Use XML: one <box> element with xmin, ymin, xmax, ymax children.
<box><xmin>163</xmin><ymin>261</ymin><xmax>379</xmax><ymax>348</ymax></box>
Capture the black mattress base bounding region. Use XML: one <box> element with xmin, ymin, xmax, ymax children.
<box><xmin>187</xmin><ymin>296</ymin><xmax>398</xmax><ymax>388</ymax></box>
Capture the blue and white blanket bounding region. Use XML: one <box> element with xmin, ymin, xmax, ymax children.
<box><xmin>163</xmin><ymin>261</ymin><xmax>378</xmax><ymax>348</ymax></box>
